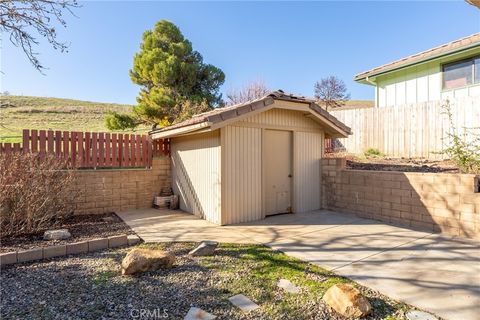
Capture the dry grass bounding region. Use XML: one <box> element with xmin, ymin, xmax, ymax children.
<box><xmin>0</xmin><ymin>96</ymin><xmax>149</xmax><ymax>143</ymax></box>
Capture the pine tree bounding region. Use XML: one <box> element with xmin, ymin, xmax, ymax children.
<box><xmin>106</xmin><ymin>20</ymin><xmax>225</xmax><ymax>129</ymax></box>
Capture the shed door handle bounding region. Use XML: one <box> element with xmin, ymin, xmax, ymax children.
<box><xmin>288</xmin><ymin>174</ymin><xmax>292</xmax><ymax>178</ymax></box>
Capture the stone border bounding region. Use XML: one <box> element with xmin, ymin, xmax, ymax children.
<box><xmin>0</xmin><ymin>234</ymin><xmax>141</xmax><ymax>267</ymax></box>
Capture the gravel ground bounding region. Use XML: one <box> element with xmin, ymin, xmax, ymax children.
<box><xmin>0</xmin><ymin>243</ymin><xmax>412</xmax><ymax>320</ymax></box>
<box><xmin>1</xmin><ymin>213</ymin><xmax>134</xmax><ymax>253</ymax></box>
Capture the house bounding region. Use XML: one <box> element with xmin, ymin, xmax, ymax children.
<box><xmin>150</xmin><ymin>91</ymin><xmax>351</xmax><ymax>225</ymax></box>
<box><xmin>354</xmin><ymin>33</ymin><xmax>480</xmax><ymax>107</ymax></box>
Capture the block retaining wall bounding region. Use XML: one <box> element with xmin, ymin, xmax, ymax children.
<box><xmin>321</xmin><ymin>158</ymin><xmax>480</xmax><ymax>239</ymax></box>
<box><xmin>73</xmin><ymin>156</ymin><xmax>171</xmax><ymax>215</ymax></box>
<box><xmin>0</xmin><ymin>234</ymin><xmax>141</xmax><ymax>267</ymax></box>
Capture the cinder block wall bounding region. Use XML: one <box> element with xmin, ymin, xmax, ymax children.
<box><xmin>321</xmin><ymin>158</ymin><xmax>480</xmax><ymax>239</ymax></box>
<box><xmin>73</xmin><ymin>156</ymin><xmax>171</xmax><ymax>214</ymax></box>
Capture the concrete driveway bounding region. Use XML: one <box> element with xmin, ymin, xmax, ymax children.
<box><xmin>118</xmin><ymin>208</ymin><xmax>480</xmax><ymax>320</ymax></box>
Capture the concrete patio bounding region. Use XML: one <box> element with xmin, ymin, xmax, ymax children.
<box><xmin>117</xmin><ymin>208</ymin><xmax>480</xmax><ymax>320</ymax></box>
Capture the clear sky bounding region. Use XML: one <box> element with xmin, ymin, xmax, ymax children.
<box><xmin>1</xmin><ymin>1</ymin><xmax>479</xmax><ymax>104</ymax></box>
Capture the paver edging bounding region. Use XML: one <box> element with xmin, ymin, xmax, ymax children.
<box><xmin>0</xmin><ymin>233</ymin><xmax>142</xmax><ymax>267</ymax></box>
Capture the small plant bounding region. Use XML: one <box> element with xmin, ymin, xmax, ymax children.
<box><xmin>364</xmin><ymin>148</ymin><xmax>384</xmax><ymax>157</ymax></box>
<box><xmin>0</xmin><ymin>153</ymin><xmax>77</xmax><ymax>236</ymax></box>
<box><xmin>439</xmin><ymin>100</ymin><xmax>480</xmax><ymax>174</ymax></box>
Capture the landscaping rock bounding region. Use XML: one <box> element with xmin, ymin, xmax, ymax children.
<box><xmin>184</xmin><ymin>307</ymin><xmax>216</xmax><ymax>320</ymax></box>
<box><xmin>277</xmin><ymin>278</ymin><xmax>300</xmax><ymax>294</ymax></box>
<box><xmin>406</xmin><ymin>310</ymin><xmax>439</xmax><ymax>320</ymax></box>
<box><xmin>127</xmin><ymin>234</ymin><xmax>141</xmax><ymax>246</ymax></box>
<box><xmin>121</xmin><ymin>248</ymin><xmax>175</xmax><ymax>275</ymax></box>
<box><xmin>323</xmin><ymin>284</ymin><xmax>372</xmax><ymax>318</ymax></box>
<box><xmin>189</xmin><ymin>240</ymin><xmax>218</xmax><ymax>257</ymax></box>
<box><xmin>43</xmin><ymin>229</ymin><xmax>71</xmax><ymax>240</ymax></box>
<box><xmin>228</xmin><ymin>294</ymin><xmax>259</xmax><ymax>312</ymax></box>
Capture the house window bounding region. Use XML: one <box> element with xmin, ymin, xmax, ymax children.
<box><xmin>442</xmin><ymin>56</ymin><xmax>480</xmax><ymax>90</ymax></box>
<box><xmin>475</xmin><ymin>57</ymin><xmax>480</xmax><ymax>84</ymax></box>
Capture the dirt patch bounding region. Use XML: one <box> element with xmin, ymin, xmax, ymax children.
<box><xmin>0</xmin><ymin>213</ymin><xmax>134</xmax><ymax>253</ymax></box>
<box><xmin>346</xmin><ymin>157</ymin><xmax>459</xmax><ymax>173</ymax></box>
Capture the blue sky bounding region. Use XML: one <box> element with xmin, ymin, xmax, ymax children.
<box><xmin>2</xmin><ymin>1</ymin><xmax>479</xmax><ymax>104</ymax></box>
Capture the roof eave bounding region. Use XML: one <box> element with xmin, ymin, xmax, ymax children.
<box><xmin>353</xmin><ymin>42</ymin><xmax>480</xmax><ymax>83</ymax></box>
<box><xmin>150</xmin><ymin>122</ymin><xmax>211</xmax><ymax>139</ymax></box>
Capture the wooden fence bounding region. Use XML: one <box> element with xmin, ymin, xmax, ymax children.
<box><xmin>328</xmin><ymin>97</ymin><xmax>480</xmax><ymax>159</ymax></box>
<box><xmin>0</xmin><ymin>129</ymin><xmax>170</xmax><ymax>168</ymax></box>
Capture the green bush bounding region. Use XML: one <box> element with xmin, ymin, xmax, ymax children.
<box><xmin>440</xmin><ymin>100</ymin><xmax>480</xmax><ymax>174</ymax></box>
<box><xmin>364</xmin><ymin>148</ymin><xmax>384</xmax><ymax>157</ymax></box>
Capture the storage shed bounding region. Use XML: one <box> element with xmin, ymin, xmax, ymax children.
<box><xmin>150</xmin><ymin>91</ymin><xmax>351</xmax><ymax>225</ymax></box>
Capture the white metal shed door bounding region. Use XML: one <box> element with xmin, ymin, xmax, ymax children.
<box><xmin>264</xmin><ymin>130</ymin><xmax>292</xmax><ymax>215</ymax></box>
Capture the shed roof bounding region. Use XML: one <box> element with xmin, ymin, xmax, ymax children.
<box><xmin>150</xmin><ymin>90</ymin><xmax>351</xmax><ymax>139</ymax></box>
<box><xmin>354</xmin><ymin>33</ymin><xmax>480</xmax><ymax>82</ymax></box>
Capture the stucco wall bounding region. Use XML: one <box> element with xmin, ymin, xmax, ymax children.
<box><xmin>73</xmin><ymin>156</ymin><xmax>171</xmax><ymax>215</ymax></box>
<box><xmin>321</xmin><ymin>158</ymin><xmax>480</xmax><ymax>239</ymax></box>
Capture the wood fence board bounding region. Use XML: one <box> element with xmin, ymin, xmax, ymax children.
<box><xmin>329</xmin><ymin>97</ymin><xmax>479</xmax><ymax>159</ymax></box>
<box><xmin>0</xmin><ymin>129</ymin><xmax>167</xmax><ymax>168</ymax></box>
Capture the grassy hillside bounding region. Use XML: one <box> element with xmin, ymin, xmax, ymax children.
<box><xmin>341</xmin><ymin>100</ymin><xmax>375</xmax><ymax>109</ymax></box>
<box><xmin>0</xmin><ymin>96</ymin><xmax>149</xmax><ymax>143</ymax></box>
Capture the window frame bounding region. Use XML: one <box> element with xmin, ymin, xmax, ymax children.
<box><xmin>441</xmin><ymin>55</ymin><xmax>480</xmax><ymax>91</ymax></box>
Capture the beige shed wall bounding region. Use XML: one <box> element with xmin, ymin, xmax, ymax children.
<box><xmin>222</xmin><ymin>107</ymin><xmax>324</xmax><ymax>224</ymax></box>
<box><xmin>293</xmin><ymin>131</ymin><xmax>323</xmax><ymax>212</ymax></box>
<box><xmin>171</xmin><ymin>131</ymin><xmax>221</xmax><ymax>224</ymax></box>
<box><xmin>221</xmin><ymin>126</ymin><xmax>263</xmax><ymax>224</ymax></box>
<box><xmin>238</xmin><ymin>107</ymin><xmax>321</xmax><ymax>130</ymax></box>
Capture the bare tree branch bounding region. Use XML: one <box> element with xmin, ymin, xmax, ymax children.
<box><xmin>226</xmin><ymin>79</ymin><xmax>270</xmax><ymax>106</ymax></box>
<box><xmin>314</xmin><ymin>75</ymin><xmax>350</xmax><ymax>111</ymax></box>
<box><xmin>0</xmin><ymin>0</ymin><xmax>79</xmax><ymax>72</ymax></box>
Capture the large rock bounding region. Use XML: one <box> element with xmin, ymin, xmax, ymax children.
<box><xmin>323</xmin><ymin>284</ymin><xmax>372</xmax><ymax>318</ymax></box>
<box><xmin>189</xmin><ymin>240</ymin><xmax>218</xmax><ymax>257</ymax></box>
<box><xmin>43</xmin><ymin>229</ymin><xmax>71</xmax><ymax>240</ymax></box>
<box><xmin>121</xmin><ymin>248</ymin><xmax>175</xmax><ymax>275</ymax></box>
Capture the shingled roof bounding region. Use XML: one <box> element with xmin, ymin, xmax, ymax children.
<box><xmin>354</xmin><ymin>33</ymin><xmax>480</xmax><ymax>82</ymax></box>
<box><xmin>150</xmin><ymin>90</ymin><xmax>351</xmax><ymax>139</ymax></box>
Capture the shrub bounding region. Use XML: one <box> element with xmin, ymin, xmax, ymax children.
<box><xmin>0</xmin><ymin>153</ymin><xmax>77</xmax><ymax>237</ymax></box>
<box><xmin>440</xmin><ymin>100</ymin><xmax>480</xmax><ymax>174</ymax></box>
<box><xmin>364</xmin><ymin>148</ymin><xmax>384</xmax><ymax>157</ymax></box>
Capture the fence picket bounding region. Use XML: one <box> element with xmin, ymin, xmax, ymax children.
<box><xmin>92</xmin><ymin>132</ymin><xmax>98</xmax><ymax>168</ymax></box>
<box><xmin>0</xmin><ymin>129</ymin><xmax>168</xmax><ymax>168</ymax></box>
<box><xmin>112</xmin><ymin>134</ymin><xmax>118</xmax><ymax>167</ymax></box>
<box><xmin>328</xmin><ymin>97</ymin><xmax>478</xmax><ymax>159</ymax></box>
<box><xmin>23</xmin><ymin>129</ymin><xmax>29</xmax><ymax>153</ymax></box>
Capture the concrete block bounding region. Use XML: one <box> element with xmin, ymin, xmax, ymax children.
<box><xmin>127</xmin><ymin>234</ymin><xmax>141</xmax><ymax>246</ymax></box>
<box><xmin>17</xmin><ymin>248</ymin><xmax>43</xmax><ymax>263</ymax></box>
<box><xmin>43</xmin><ymin>245</ymin><xmax>66</xmax><ymax>259</ymax></box>
<box><xmin>108</xmin><ymin>235</ymin><xmax>128</xmax><ymax>248</ymax></box>
<box><xmin>88</xmin><ymin>238</ymin><xmax>108</xmax><ymax>252</ymax></box>
<box><xmin>66</xmin><ymin>241</ymin><xmax>89</xmax><ymax>255</ymax></box>
<box><xmin>0</xmin><ymin>252</ymin><xmax>17</xmax><ymax>266</ymax></box>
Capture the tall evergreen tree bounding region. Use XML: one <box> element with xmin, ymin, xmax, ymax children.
<box><xmin>106</xmin><ymin>20</ymin><xmax>225</xmax><ymax>130</ymax></box>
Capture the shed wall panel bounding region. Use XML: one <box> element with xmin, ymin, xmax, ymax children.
<box><xmin>222</xmin><ymin>126</ymin><xmax>262</xmax><ymax>224</ymax></box>
<box><xmin>293</xmin><ymin>131</ymin><xmax>323</xmax><ymax>213</ymax></box>
<box><xmin>171</xmin><ymin>131</ymin><xmax>221</xmax><ymax>224</ymax></box>
<box><xmin>240</xmin><ymin>108</ymin><xmax>320</xmax><ymax>129</ymax></box>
